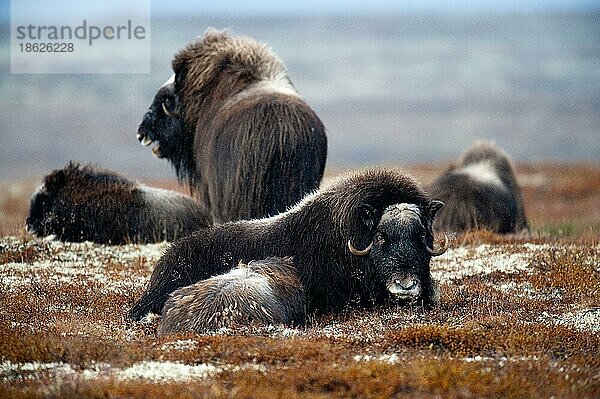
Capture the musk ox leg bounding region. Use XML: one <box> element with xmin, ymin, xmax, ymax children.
<box><xmin>158</xmin><ymin>257</ymin><xmax>305</xmax><ymax>334</ymax></box>
<box><xmin>129</xmin><ymin>255</ymin><xmax>195</xmax><ymax>320</ymax></box>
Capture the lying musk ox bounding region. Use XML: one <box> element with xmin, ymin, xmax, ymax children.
<box><xmin>427</xmin><ymin>141</ymin><xmax>529</xmax><ymax>234</ymax></box>
<box><xmin>129</xmin><ymin>168</ymin><xmax>447</xmax><ymax>321</ymax></box>
<box><xmin>137</xmin><ymin>29</ymin><xmax>328</xmax><ymax>223</ymax></box>
<box><xmin>158</xmin><ymin>257</ymin><xmax>305</xmax><ymax>334</ymax></box>
<box><xmin>26</xmin><ymin>163</ymin><xmax>210</xmax><ymax>244</ymax></box>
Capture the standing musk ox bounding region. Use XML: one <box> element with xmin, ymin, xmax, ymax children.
<box><xmin>129</xmin><ymin>168</ymin><xmax>447</xmax><ymax>321</ymax></box>
<box><xmin>137</xmin><ymin>30</ymin><xmax>328</xmax><ymax>223</ymax></box>
<box><xmin>159</xmin><ymin>257</ymin><xmax>305</xmax><ymax>334</ymax></box>
<box><xmin>26</xmin><ymin>163</ymin><xmax>210</xmax><ymax>244</ymax></box>
<box><xmin>427</xmin><ymin>141</ymin><xmax>529</xmax><ymax>234</ymax></box>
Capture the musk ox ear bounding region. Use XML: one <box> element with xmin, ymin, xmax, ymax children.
<box><xmin>428</xmin><ymin>200</ymin><xmax>445</xmax><ymax>219</ymax></box>
<box><xmin>173</xmin><ymin>66</ymin><xmax>187</xmax><ymax>94</ymax></box>
<box><xmin>358</xmin><ymin>204</ymin><xmax>378</xmax><ymax>231</ymax></box>
<box><xmin>201</xmin><ymin>27</ymin><xmax>227</xmax><ymax>41</ymax></box>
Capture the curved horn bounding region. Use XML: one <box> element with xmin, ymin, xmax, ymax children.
<box><xmin>348</xmin><ymin>240</ymin><xmax>373</xmax><ymax>256</ymax></box>
<box><xmin>423</xmin><ymin>233</ymin><xmax>449</xmax><ymax>257</ymax></box>
<box><xmin>162</xmin><ymin>102</ymin><xmax>173</xmax><ymax>118</ymax></box>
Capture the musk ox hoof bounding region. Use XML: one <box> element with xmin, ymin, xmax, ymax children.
<box><xmin>158</xmin><ymin>257</ymin><xmax>305</xmax><ymax>335</ymax></box>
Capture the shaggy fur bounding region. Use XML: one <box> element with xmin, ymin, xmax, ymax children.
<box><xmin>137</xmin><ymin>29</ymin><xmax>327</xmax><ymax>223</ymax></box>
<box><xmin>26</xmin><ymin>163</ymin><xmax>210</xmax><ymax>244</ymax></box>
<box><xmin>158</xmin><ymin>257</ymin><xmax>305</xmax><ymax>334</ymax></box>
<box><xmin>129</xmin><ymin>168</ymin><xmax>443</xmax><ymax>320</ymax></box>
<box><xmin>427</xmin><ymin>141</ymin><xmax>529</xmax><ymax>233</ymax></box>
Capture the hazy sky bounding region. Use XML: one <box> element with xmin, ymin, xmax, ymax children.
<box><xmin>1</xmin><ymin>0</ymin><xmax>599</xmax><ymax>22</ymax></box>
<box><xmin>151</xmin><ymin>0</ymin><xmax>600</xmax><ymax>16</ymax></box>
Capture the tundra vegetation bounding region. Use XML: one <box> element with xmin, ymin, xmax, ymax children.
<box><xmin>0</xmin><ymin>164</ymin><xmax>599</xmax><ymax>398</ymax></box>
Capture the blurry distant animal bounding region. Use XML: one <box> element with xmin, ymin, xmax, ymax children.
<box><xmin>158</xmin><ymin>257</ymin><xmax>305</xmax><ymax>334</ymax></box>
<box><xmin>427</xmin><ymin>141</ymin><xmax>528</xmax><ymax>234</ymax></box>
<box><xmin>26</xmin><ymin>163</ymin><xmax>209</xmax><ymax>244</ymax></box>
<box><xmin>136</xmin><ymin>29</ymin><xmax>327</xmax><ymax>223</ymax></box>
<box><xmin>129</xmin><ymin>168</ymin><xmax>446</xmax><ymax>321</ymax></box>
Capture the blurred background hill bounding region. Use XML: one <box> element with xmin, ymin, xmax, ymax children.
<box><xmin>0</xmin><ymin>1</ymin><xmax>599</xmax><ymax>180</ymax></box>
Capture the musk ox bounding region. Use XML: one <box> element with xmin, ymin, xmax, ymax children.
<box><xmin>427</xmin><ymin>141</ymin><xmax>529</xmax><ymax>234</ymax></box>
<box><xmin>26</xmin><ymin>163</ymin><xmax>210</xmax><ymax>244</ymax></box>
<box><xmin>129</xmin><ymin>168</ymin><xmax>447</xmax><ymax>321</ymax></box>
<box><xmin>158</xmin><ymin>257</ymin><xmax>305</xmax><ymax>334</ymax></box>
<box><xmin>136</xmin><ymin>29</ymin><xmax>327</xmax><ymax>223</ymax></box>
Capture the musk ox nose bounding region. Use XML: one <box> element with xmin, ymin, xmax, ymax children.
<box><xmin>137</xmin><ymin>112</ymin><xmax>155</xmax><ymax>144</ymax></box>
<box><xmin>387</xmin><ymin>277</ymin><xmax>421</xmax><ymax>298</ymax></box>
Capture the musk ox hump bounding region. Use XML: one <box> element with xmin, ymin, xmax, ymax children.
<box><xmin>458</xmin><ymin>161</ymin><xmax>507</xmax><ymax>190</ymax></box>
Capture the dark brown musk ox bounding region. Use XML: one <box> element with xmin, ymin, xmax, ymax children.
<box><xmin>26</xmin><ymin>162</ymin><xmax>210</xmax><ymax>244</ymax></box>
<box><xmin>129</xmin><ymin>168</ymin><xmax>447</xmax><ymax>321</ymax></box>
<box><xmin>158</xmin><ymin>257</ymin><xmax>305</xmax><ymax>334</ymax></box>
<box><xmin>136</xmin><ymin>29</ymin><xmax>327</xmax><ymax>223</ymax></box>
<box><xmin>427</xmin><ymin>140</ymin><xmax>529</xmax><ymax>234</ymax></box>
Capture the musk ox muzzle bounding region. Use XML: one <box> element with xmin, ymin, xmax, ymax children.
<box><xmin>387</xmin><ymin>276</ymin><xmax>421</xmax><ymax>299</ymax></box>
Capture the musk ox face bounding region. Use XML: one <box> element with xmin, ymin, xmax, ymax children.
<box><xmin>349</xmin><ymin>201</ymin><xmax>446</xmax><ymax>304</ymax></box>
<box><xmin>26</xmin><ymin>183</ymin><xmax>56</xmax><ymax>237</ymax></box>
<box><xmin>26</xmin><ymin>167</ymin><xmax>75</xmax><ymax>238</ymax></box>
<box><xmin>137</xmin><ymin>80</ymin><xmax>187</xmax><ymax>163</ymax></box>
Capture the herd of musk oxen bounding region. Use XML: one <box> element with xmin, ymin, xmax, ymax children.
<box><xmin>26</xmin><ymin>30</ymin><xmax>529</xmax><ymax>333</ymax></box>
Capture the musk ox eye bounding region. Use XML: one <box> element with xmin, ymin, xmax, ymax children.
<box><xmin>374</xmin><ymin>232</ymin><xmax>386</xmax><ymax>246</ymax></box>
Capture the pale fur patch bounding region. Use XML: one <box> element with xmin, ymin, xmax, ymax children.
<box><xmin>459</xmin><ymin>161</ymin><xmax>506</xmax><ymax>189</ymax></box>
<box><xmin>224</xmin><ymin>268</ymin><xmax>275</xmax><ymax>300</ymax></box>
<box><xmin>31</xmin><ymin>182</ymin><xmax>46</xmax><ymax>197</ymax></box>
<box><xmin>224</xmin><ymin>74</ymin><xmax>299</xmax><ymax>108</ymax></box>
<box><xmin>160</xmin><ymin>73</ymin><xmax>175</xmax><ymax>88</ymax></box>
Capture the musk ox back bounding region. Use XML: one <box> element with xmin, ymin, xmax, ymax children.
<box><xmin>158</xmin><ymin>257</ymin><xmax>305</xmax><ymax>334</ymax></box>
<box><xmin>26</xmin><ymin>163</ymin><xmax>210</xmax><ymax>244</ymax></box>
<box><xmin>137</xmin><ymin>29</ymin><xmax>327</xmax><ymax>223</ymax></box>
<box><xmin>427</xmin><ymin>141</ymin><xmax>528</xmax><ymax>234</ymax></box>
<box><xmin>129</xmin><ymin>168</ymin><xmax>446</xmax><ymax>321</ymax></box>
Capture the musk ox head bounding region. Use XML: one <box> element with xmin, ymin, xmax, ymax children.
<box><xmin>348</xmin><ymin>201</ymin><xmax>446</xmax><ymax>305</ymax></box>
<box><xmin>26</xmin><ymin>181</ymin><xmax>59</xmax><ymax>238</ymax></box>
<box><xmin>137</xmin><ymin>80</ymin><xmax>189</xmax><ymax>172</ymax></box>
<box><xmin>26</xmin><ymin>163</ymin><xmax>135</xmax><ymax>242</ymax></box>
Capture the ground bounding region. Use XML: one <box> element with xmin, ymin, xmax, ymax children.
<box><xmin>1</xmin><ymin>164</ymin><xmax>599</xmax><ymax>398</ymax></box>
